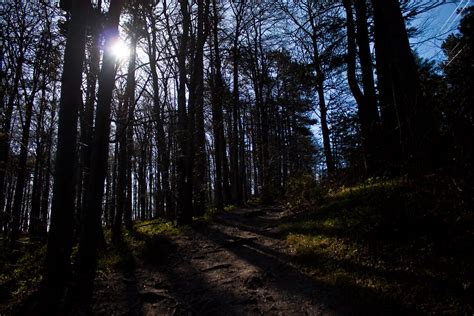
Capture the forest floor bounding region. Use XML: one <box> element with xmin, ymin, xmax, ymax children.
<box><xmin>1</xmin><ymin>179</ymin><xmax>472</xmax><ymax>315</ymax></box>
<box><xmin>86</xmin><ymin>180</ymin><xmax>472</xmax><ymax>315</ymax></box>
<box><xmin>89</xmin><ymin>207</ymin><xmax>336</xmax><ymax>315</ymax></box>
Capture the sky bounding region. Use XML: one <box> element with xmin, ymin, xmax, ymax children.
<box><xmin>412</xmin><ymin>0</ymin><xmax>472</xmax><ymax>63</ymax></box>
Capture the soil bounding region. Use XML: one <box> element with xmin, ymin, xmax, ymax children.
<box><xmin>89</xmin><ymin>208</ymin><xmax>352</xmax><ymax>315</ymax></box>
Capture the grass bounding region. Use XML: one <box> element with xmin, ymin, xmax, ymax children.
<box><xmin>0</xmin><ymin>217</ymin><xmax>181</xmax><ymax>311</ymax></box>
<box><xmin>193</xmin><ymin>204</ymin><xmax>238</xmax><ymax>222</ymax></box>
<box><xmin>99</xmin><ymin>218</ymin><xmax>179</xmax><ymax>271</ymax></box>
<box><xmin>0</xmin><ymin>241</ymin><xmax>45</xmax><ymax>311</ymax></box>
<box><xmin>280</xmin><ymin>178</ymin><xmax>473</xmax><ymax>314</ymax></box>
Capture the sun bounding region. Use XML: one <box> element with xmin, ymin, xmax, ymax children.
<box><xmin>110</xmin><ymin>39</ymin><xmax>130</xmax><ymax>61</ymax></box>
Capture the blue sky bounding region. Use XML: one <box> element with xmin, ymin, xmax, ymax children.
<box><xmin>412</xmin><ymin>0</ymin><xmax>472</xmax><ymax>62</ymax></box>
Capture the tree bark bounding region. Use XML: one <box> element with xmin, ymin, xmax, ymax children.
<box><xmin>43</xmin><ymin>0</ymin><xmax>90</xmax><ymax>303</ymax></box>
<box><xmin>176</xmin><ymin>0</ymin><xmax>193</xmax><ymax>225</ymax></box>
<box><xmin>192</xmin><ymin>0</ymin><xmax>209</xmax><ymax>216</ymax></box>
<box><xmin>354</xmin><ymin>0</ymin><xmax>380</xmax><ymax>174</ymax></box>
<box><xmin>75</xmin><ymin>0</ymin><xmax>123</xmax><ymax>296</ymax></box>
<box><xmin>372</xmin><ymin>0</ymin><xmax>426</xmax><ymax>173</ymax></box>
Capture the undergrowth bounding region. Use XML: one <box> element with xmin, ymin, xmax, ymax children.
<box><xmin>280</xmin><ymin>177</ymin><xmax>473</xmax><ymax>314</ymax></box>
<box><xmin>193</xmin><ymin>204</ymin><xmax>237</xmax><ymax>222</ymax></box>
<box><xmin>0</xmin><ymin>242</ymin><xmax>45</xmax><ymax>312</ymax></box>
<box><xmin>100</xmin><ymin>218</ymin><xmax>179</xmax><ymax>271</ymax></box>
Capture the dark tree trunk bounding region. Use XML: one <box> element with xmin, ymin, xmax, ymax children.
<box><xmin>43</xmin><ymin>0</ymin><xmax>90</xmax><ymax>304</ymax></box>
<box><xmin>343</xmin><ymin>0</ymin><xmax>377</xmax><ymax>175</ymax></box>
<box><xmin>77</xmin><ymin>4</ymin><xmax>101</xmax><ymax>228</ymax></box>
<box><xmin>0</xmin><ymin>45</ymin><xmax>25</xmax><ymax>234</ymax></box>
<box><xmin>192</xmin><ymin>0</ymin><xmax>209</xmax><ymax>216</ymax></box>
<box><xmin>210</xmin><ymin>0</ymin><xmax>226</xmax><ymax>211</ymax></box>
<box><xmin>10</xmin><ymin>79</ymin><xmax>37</xmax><ymax>247</ymax></box>
<box><xmin>113</xmin><ymin>33</ymin><xmax>137</xmax><ymax>242</ymax></box>
<box><xmin>176</xmin><ymin>0</ymin><xmax>193</xmax><ymax>225</ymax></box>
<box><xmin>308</xmin><ymin>10</ymin><xmax>335</xmax><ymax>176</ymax></box>
<box><xmin>372</xmin><ymin>0</ymin><xmax>428</xmax><ymax>173</ymax></box>
<box><xmin>75</xmin><ymin>0</ymin><xmax>123</xmax><ymax>296</ymax></box>
<box><xmin>354</xmin><ymin>0</ymin><xmax>380</xmax><ymax>174</ymax></box>
<box><xmin>145</xmin><ymin>8</ymin><xmax>172</xmax><ymax>218</ymax></box>
<box><xmin>30</xmin><ymin>73</ymin><xmax>48</xmax><ymax>240</ymax></box>
<box><xmin>230</xmin><ymin>43</ymin><xmax>243</xmax><ymax>206</ymax></box>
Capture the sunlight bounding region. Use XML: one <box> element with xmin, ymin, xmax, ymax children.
<box><xmin>110</xmin><ymin>38</ymin><xmax>130</xmax><ymax>61</ymax></box>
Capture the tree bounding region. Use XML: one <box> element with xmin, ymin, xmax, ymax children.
<box><xmin>176</xmin><ymin>0</ymin><xmax>193</xmax><ymax>224</ymax></box>
<box><xmin>440</xmin><ymin>6</ymin><xmax>474</xmax><ymax>205</ymax></box>
<box><xmin>372</xmin><ymin>0</ymin><xmax>433</xmax><ymax>174</ymax></box>
<box><xmin>75</xmin><ymin>0</ymin><xmax>124</xmax><ymax>295</ymax></box>
<box><xmin>43</xmin><ymin>0</ymin><xmax>91</xmax><ymax>306</ymax></box>
<box><xmin>343</xmin><ymin>0</ymin><xmax>380</xmax><ymax>175</ymax></box>
<box><xmin>277</xmin><ymin>0</ymin><xmax>337</xmax><ymax>176</ymax></box>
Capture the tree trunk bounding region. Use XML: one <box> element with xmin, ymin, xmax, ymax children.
<box><xmin>354</xmin><ymin>0</ymin><xmax>380</xmax><ymax>174</ymax></box>
<box><xmin>113</xmin><ymin>32</ymin><xmax>137</xmax><ymax>241</ymax></box>
<box><xmin>0</xmin><ymin>45</ymin><xmax>25</xmax><ymax>234</ymax></box>
<box><xmin>75</xmin><ymin>0</ymin><xmax>123</xmax><ymax>296</ymax></box>
<box><xmin>176</xmin><ymin>0</ymin><xmax>193</xmax><ymax>225</ymax></box>
<box><xmin>210</xmin><ymin>0</ymin><xmax>226</xmax><ymax>211</ymax></box>
<box><xmin>306</xmin><ymin>8</ymin><xmax>335</xmax><ymax>176</ymax></box>
<box><xmin>192</xmin><ymin>0</ymin><xmax>209</xmax><ymax>216</ymax></box>
<box><xmin>343</xmin><ymin>0</ymin><xmax>374</xmax><ymax>175</ymax></box>
<box><xmin>43</xmin><ymin>0</ymin><xmax>90</xmax><ymax>303</ymax></box>
<box><xmin>372</xmin><ymin>0</ymin><xmax>426</xmax><ymax>173</ymax></box>
<box><xmin>77</xmin><ymin>4</ymin><xmax>101</xmax><ymax>229</ymax></box>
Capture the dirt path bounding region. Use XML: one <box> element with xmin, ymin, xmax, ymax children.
<box><xmin>91</xmin><ymin>207</ymin><xmax>341</xmax><ymax>315</ymax></box>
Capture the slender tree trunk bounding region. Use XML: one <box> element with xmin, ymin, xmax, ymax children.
<box><xmin>354</xmin><ymin>0</ymin><xmax>380</xmax><ymax>174</ymax></box>
<box><xmin>176</xmin><ymin>0</ymin><xmax>193</xmax><ymax>224</ymax></box>
<box><xmin>210</xmin><ymin>0</ymin><xmax>226</xmax><ymax>211</ymax></box>
<box><xmin>113</xmin><ymin>33</ymin><xmax>137</xmax><ymax>241</ymax></box>
<box><xmin>77</xmin><ymin>3</ymin><xmax>101</xmax><ymax>228</ymax></box>
<box><xmin>344</xmin><ymin>0</ymin><xmax>373</xmax><ymax>174</ymax></box>
<box><xmin>308</xmin><ymin>10</ymin><xmax>335</xmax><ymax>176</ymax></box>
<box><xmin>0</xmin><ymin>46</ymin><xmax>25</xmax><ymax>234</ymax></box>
<box><xmin>40</xmin><ymin>89</ymin><xmax>57</xmax><ymax>238</ymax></box>
<box><xmin>30</xmin><ymin>74</ymin><xmax>48</xmax><ymax>240</ymax></box>
<box><xmin>192</xmin><ymin>0</ymin><xmax>209</xmax><ymax>216</ymax></box>
<box><xmin>231</xmin><ymin>42</ymin><xmax>242</xmax><ymax>205</ymax></box>
<box><xmin>11</xmin><ymin>82</ymin><xmax>38</xmax><ymax>247</ymax></box>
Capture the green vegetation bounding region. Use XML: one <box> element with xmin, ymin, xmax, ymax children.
<box><xmin>134</xmin><ymin>218</ymin><xmax>180</xmax><ymax>237</ymax></box>
<box><xmin>0</xmin><ymin>243</ymin><xmax>45</xmax><ymax>310</ymax></box>
<box><xmin>284</xmin><ymin>174</ymin><xmax>328</xmax><ymax>212</ymax></box>
<box><xmin>0</xmin><ymin>218</ymin><xmax>180</xmax><ymax>312</ymax></box>
<box><xmin>99</xmin><ymin>219</ymin><xmax>179</xmax><ymax>271</ymax></box>
<box><xmin>280</xmin><ymin>178</ymin><xmax>473</xmax><ymax>314</ymax></box>
<box><xmin>193</xmin><ymin>204</ymin><xmax>238</xmax><ymax>222</ymax></box>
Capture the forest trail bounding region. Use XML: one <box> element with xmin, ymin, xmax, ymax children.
<box><xmin>91</xmin><ymin>207</ymin><xmax>340</xmax><ymax>315</ymax></box>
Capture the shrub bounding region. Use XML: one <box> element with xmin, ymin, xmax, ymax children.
<box><xmin>285</xmin><ymin>174</ymin><xmax>328</xmax><ymax>211</ymax></box>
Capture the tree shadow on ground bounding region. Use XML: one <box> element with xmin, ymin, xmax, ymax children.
<box><xmin>225</xmin><ymin>207</ymin><xmax>472</xmax><ymax>315</ymax></box>
<box><xmin>188</xmin><ymin>220</ymin><xmax>415</xmax><ymax>315</ymax></box>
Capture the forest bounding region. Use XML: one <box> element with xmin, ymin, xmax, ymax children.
<box><xmin>0</xmin><ymin>0</ymin><xmax>473</xmax><ymax>314</ymax></box>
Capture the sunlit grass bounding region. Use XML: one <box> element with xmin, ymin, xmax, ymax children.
<box><xmin>134</xmin><ymin>219</ymin><xmax>179</xmax><ymax>236</ymax></box>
